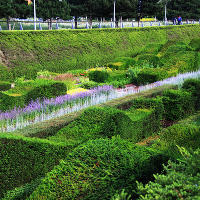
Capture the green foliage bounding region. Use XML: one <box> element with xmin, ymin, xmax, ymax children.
<box><xmin>0</xmin><ymin>133</ymin><xmax>74</xmax><ymax>198</ymax></box>
<box><xmin>29</xmin><ymin>138</ymin><xmax>167</xmax><ymax>200</ymax></box>
<box><xmin>25</xmin><ymin>80</ymin><xmax>67</xmax><ymax>103</ymax></box>
<box><xmin>0</xmin><ymin>79</ymin><xmax>67</xmax><ymax>111</ymax></box>
<box><xmin>0</xmin><ymin>65</ymin><xmax>13</xmax><ymax>81</ymax></box>
<box><xmin>137</xmin><ymin>148</ymin><xmax>200</xmax><ymax>200</ymax></box>
<box><xmin>2</xmin><ymin>178</ymin><xmax>41</xmax><ymax>200</ymax></box>
<box><xmin>80</xmin><ymin>80</ymin><xmax>100</xmax><ymax>89</ymax></box>
<box><xmin>89</xmin><ymin>70</ymin><xmax>110</xmax><ymax>83</ymax></box>
<box><xmin>135</xmin><ymin>68</ymin><xmax>168</xmax><ymax>85</ymax></box>
<box><xmin>137</xmin><ymin>54</ymin><xmax>161</xmax><ymax>67</ymax></box>
<box><xmin>152</xmin><ymin>123</ymin><xmax>200</xmax><ymax>158</ymax></box>
<box><xmin>0</xmin><ymin>25</ymin><xmax>200</xmax><ymax>80</ymax></box>
<box><xmin>161</xmin><ymin>89</ymin><xmax>195</xmax><ymax>121</ymax></box>
<box><xmin>0</xmin><ymin>81</ymin><xmax>11</xmax><ymax>91</ymax></box>
<box><xmin>109</xmin><ymin>57</ymin><xmax>136</xmax><ymax>70</ymax></box>
<box><xmin>189</xmin><ymin>38</ymin><xmax>200</xmax><ymax>51</ymax></box>
<box><xmin>50</xmin><ymin>107</ymin><xmax>135</xmax><ymax>144</ymax></box>
<box><xmin>182</xmin><ymin>78</ymin><xmax>200</xmax><ymax>109</ymax></box>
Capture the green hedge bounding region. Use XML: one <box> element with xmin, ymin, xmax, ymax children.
<box><xmin>136</xmin><ymin>148</ymin><xmax>200</xmax><ymax>199</ymax></box>
<box><xmin>0</xmin><ymin>81</ymin><xmax>11</xmax><ymax>91</ymax></box>
<box><xmin>88</xmin><ymin>70</ymin><xmax>110</xmax><ymax>83</ymax></box>
<box><xmin>108</xmin><ymin>57</ymin><xmax>136</xmax><ymax>70</ymax></box>
<box><xmin>0</xmin><ymin>79</ymin><xmax>67</xmax><ymax>111</ymax></box>
<box><xmin>28</xmin><ymin>138</ymin><xmax>168</xmax><ymax>200</ymax></box>
<box><xmin>49</xmin><ymin>107</ymin><xmax>135</xmax><ymax>143</ymax></box>
<box><xmin>182</xmin><ymin>78</ymin><xmax>200</xmax><ymax>109</ymax></box>
<box><xmin>0</xmin><ymin>133</ymin><xmax>75</xmax><ymax>197</ymax></box>
<box><xmin>189</xmin><ymin>38</ymin><xmax>200</xmax><ymax>51</ymax></box>
<box><xmin>134</xmin><ymin>68</ymin><xmax>168</xmax><ymax>85</ymax></box>
<box><xmin>152</xmin><ymin>123</ymin><xmax>200</xmax><ymax>159</ymax></box>
<box><xmin>161</xmin><ymin>89</ymin><xmax>195</xmax><ymax>121</ymax></box>
<box><xmin>0</xmin><ymin>25</ymin><xmax>200</xmax><ymax>80</ymax></box>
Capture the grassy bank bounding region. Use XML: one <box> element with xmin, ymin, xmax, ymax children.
<box><xmin>0</xmin><ymin>25</ymin><xmax>200</xmax><ymax>80</ymax></box>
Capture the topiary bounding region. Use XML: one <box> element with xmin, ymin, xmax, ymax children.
<box><xmin>89</xmin><ymin>70</ymin><xmax>110</xmax><ymax>83</ymax></box>
<box><xmin>29</xmin><ymin>137</ymin><xmax>168</xmax><ymax>200</ymax></box>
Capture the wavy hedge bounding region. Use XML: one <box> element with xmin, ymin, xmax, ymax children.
<box><xmin>0</xmin><ymin>133</ymin><xmax>75</xmax><ymax>198</ymax></box>
<box><xmin>0</xmin><ymin>25</ymin><xmax>200</xmax><ymax>80</ymax></box>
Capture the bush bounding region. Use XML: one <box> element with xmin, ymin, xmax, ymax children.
<box><xmin>49</xmin><ymin>107</ymin><xmax>135</xmax><ymax>144</ymax></box>
<box><xmin>25</xmin><ymin>81</ymin><xmax>67</xmax><ymax>103</ymax></box>
<box><xmin>0</xmin><ymin>133</ymin><xmax>74</xmax><ymax>198</ymax></box>
<box><xmin>80</xmin><ymin>80</ymin><xmax>100</xmax><ymax>89</ymax></box>
<box><xmin>137</xmin><ymin>148</ymin><xmax>200</xmax><ymax>200</ymax></box>
<box><xmin>0</xmin><ymin>66</ymin><xmax>13</xmax><ymax>81</ymax></box>
<box><xmin>0</xmin><ymin>79</ymin><xmax>67</xmax><ymax>111</ymax></box>
<box><xmin>112</xmin><ymin>57</ymin><xmax>136</xmax><ymax>69</ymax></box>
<box><xmin>161</xmin><ymin>89</ymin><xmax>195</xmax><ymax>121</ymax></box>
<box><xmin>0</xmin><ymin>81</ymin><xmax>11</xmax><ymax>91</ymax></box>
<box><xmin>152</xmin><ymin>123</ymin><xmax>200</xmax><ymax>158</ymax></box>
<box><xmin>137</xmin><ymin>54</ymin><xmax>161</xmax><ymax>67</ymax></box>
<box><xmin>182</xmin><ymin>78</ymin><xmax>200</xmax><ymax>109</ymax></box>
<box><xmin>29</xmin><ymin>138</ymin><xmax>168</xmax><ymax>200</ymax></box>
<box><xmin>2</xmin><ymin>178</ymin><xmax>41</xmax><ymax>200</ymax></box>
<box><xmin>135</xmin><ymin>68</ymin><xmax>168</xmax><ymax>85</ymax></box>
<box><xmin>189</xmin><ymin>38</ymin><xmax>200</xmax><ymax>51</ymax></box>
<box><xmin>89</xmin><ymin>70</ymin><xmax>110</xmax><ymax>83</ymax></box>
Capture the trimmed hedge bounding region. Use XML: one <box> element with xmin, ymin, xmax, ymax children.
<box><xmin>0</xmin><ymin>80</ymin><xmax>67</xmax><ymax>111</ymax></box>
<box><xmin>189</xmin><ymin>38</ymin><xmax>200</xmax><ymax>51</ymax></box>
<box><xmin>152</xmin><ymin>123</ymin><xmax>200</xmax><ymax>159</ymax></box>
<box><xmin>0</xmin><ymin>133</ymin><xmax>75</xmax><ymax>197</ymax></box>
<box><xmin>0</xmin><ymin>81</ymin><xmax>11</xmax><ymax>91</ymax></box>
<box><xmin>161</xmin><ymin>89</ymin><xmax>195</xmax><ymax>121</ymax></box>
<box><xmin>88</xmin><ymin>70</ymin><xmax>110</xmax><ymax>83</ymax></box>
<box><xmin>28</xmin><ymin>138</ymin><xmax>168</xmax><ymax>200</ymax></box>
<box><xmin>108</xmin><ymin>57</ymin><xmax>136</xmax><ymax>70</ymax></box>
<box><xmin>49</xmin><ymin>107</ymin><xmax>135</xmax><ymax>143</ymax></box>
<box><xmin>182</xmin><ymin>78</ymin><xmax>200</xmax><ymax>109</ymax></box>
<box><xmin>134</xmin><ymin>68</ymin><xmax>168</xmax><ymax>85</ymax></box>
<box><xmin>0</xmin><ymin>25</ymin><xmax>200</xmax><ymax>80</ymax></box>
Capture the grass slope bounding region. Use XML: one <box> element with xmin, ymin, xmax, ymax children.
<box><xmin>0</xmin><ymin>25</ymin><xmax>200</xmax><ymax>80</ymax></box>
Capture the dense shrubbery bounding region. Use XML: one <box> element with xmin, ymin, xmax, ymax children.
<box><xmin>137</xmin><ymin>148</ymin><xmax>200</xmax><ymax>200</ymax></box>
<box><xmin>182</xmin><ymin>78</ymin><xmax>200</xmax><ymax>109</ymax></box>
<box><xmin>152</xmin><ymin>123</ymin><xmax>200</xmax><ymax>158</ymax></box>
<box><xmin>0</xmin><ymin>79</ymin><xmax>67</xmax><ymax>111</ymax></box>
<box><xmin>189</xmin><ymin>38</ymin><xmax>200</xmax><ymax>51</ymax></box>
<box><xmin>89</xmin><ymin>70</ymin><xmax>110</xmax><ymax>82</ymax></box>
<box><xmin>0</xmin><ymin>133</ymin><xmax>74</xmax><ymax>198</ymax></box>
<box><xmin>161</xmin><ymin>89</ymin><xmax>195</xmax><ymax>121</ymax></box>
<box><xmin>0</xmin><ymin>81</ymin><xmax>11</xmax><ymax>91</ymax></box>
<box><xmin>108</xmin><ymin>57</ymin><xmax>136</xmax><ymax>70</ymax></box>
<box><xmin>29</xmin><ymin>138</ymin><xmax>167</xmax><ymax>200</ymax></box>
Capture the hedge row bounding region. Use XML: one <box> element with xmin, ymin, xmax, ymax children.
<box><xmin>0</xmin><ymin>133</ymin><xmax>75</xmax><ymax>198</ymax></box>
<box><xmin>0</xmin><ymin>79</ymin><xmax>66</xmax><ymax>111</ymax></box>
<box><xmin>28</xmin><ymin>138</ymin><xmax>168</xmax><ymax>200</ymax></box>
<box><xmin>0</xmin><ymin>25</ymin><xmax>200</xmax><ymax>80</ymax></box>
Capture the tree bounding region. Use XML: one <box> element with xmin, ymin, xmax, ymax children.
<box><xmin>0</xmin><ymin>0</ymin><xmax>30</xmax><ymax>30</ymax></box>
<box><xmin>34</xmin><ymin>0</ymin><xmax>71</xmax><ymax>29</ymax></box>
<box><xmin>158</xmin><ymin>0</ymin><xmax>171</xmax><ymax>22</ymax></box>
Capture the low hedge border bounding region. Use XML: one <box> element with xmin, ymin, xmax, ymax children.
<box><xmin>0</xmin><ymin>133</ymin><xmax>76</xmax><ymax>198</ymax></box>
<box><xmin>12</xmin><ymin>84</ymin><xmax>177</xmax><ymax>138</ymax></box>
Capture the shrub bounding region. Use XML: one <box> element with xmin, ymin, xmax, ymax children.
<box><xmin>29</xmin><ymin>138</ymin><xmax>168</xmax><ymax>200</ymax></box>
<box><xmin>0</xmin><ymin>65</ymin><xmax>13</xmax><ymax>81</ymax></box>
<box><xmin>89</xmin><ymin>70</ymin><xmax>110</xmax><ymax>83</ymax></box>
<box><xmin>112</xmin><ymin>57</ymin><xmax>136</xmax><ymax>69</ymax></box>
<box><xmin>135</xmin><ymin>68</ymin><xmax>168</xmax><ymax>85</ymax></box>
<box><xmin>137</xmin><ymin>54</ymin><xmax>161</xmax><ymax>67</ymax></box>
<box><xmin>49</xmin><ymin>107</ymin><xmax>135</xmax><ymax>144</ymax></box>
<box><xmin>81</xmin><ymin>80</ymin><xmax>100</xmax><ymax>89</ymax></box>
<box><xmin>182</xmin><ymin>78</ymin><xmax>200</xmax><ymax>109</ymax></box>
<box><xmin>2</xmin><ymin>178</ymin><xmax>41</xmax><ymax>200</ymax></box>
<box><xmin>137</xmin><ymin>148</ymin><xmax>200</xmax><ymax>200</ymax></box>
<box><xmin>25</xmin><ymin>81</ymin><xmax>67</xmax><ymax>103</ymax></box>
<box><xmin>161</xmin><ymin>89</ymin><xmax>195</xmax><ymax>121</ymax></box>
<box><xmin>152</xmin><ymin>123</ymin><xmax>200</xmax><ymax>158</ymax></box>
<box><xmin>0</xmin><ymin>133</ymin><xmax>74</xmax><ymax>198</ymax></box>
<box><xmin>189</xmin><ymin>38</ymin><xmax>200</xmax><ymax>51</ymax></box>
<box><xmin>141</xmin><ymin>43</ymin><xmax>163</xmax><ymax>54</ymax></box>
<box><xmin>0</xmin><ymin>81</ymin><xmax>11</xmax><ymax>91</ymax></box>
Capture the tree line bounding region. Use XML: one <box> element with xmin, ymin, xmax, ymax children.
<box><xmin>0</xmin><ymin>0</ymin><xmax>200</xmax><ymax>29</ymax></box>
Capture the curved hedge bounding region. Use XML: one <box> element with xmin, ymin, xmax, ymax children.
<box><xmin>0</xmin><ymin>25</ymin><xmax>200</xmax><ymax>80</ymax></box>
<box><xmin>28</xmin><ymin>137</ymin><xmax>168</xmax><ymax>200</ymax></box>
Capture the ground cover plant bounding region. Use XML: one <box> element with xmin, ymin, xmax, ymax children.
<box><xmin>1</xmin><ymin>26</ymin><xmax>200</xmax><ymax>199</ymax></box>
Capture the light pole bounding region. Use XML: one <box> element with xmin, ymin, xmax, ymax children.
<box><xmin>113</xmin><ymin>0</ymin><xmax>116</xmax><ymax>28</ymax></box>
<box><xmin>33</xmin><ymin>0</ymin><xmax>36</xmax><ymax>30</ymax></box>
